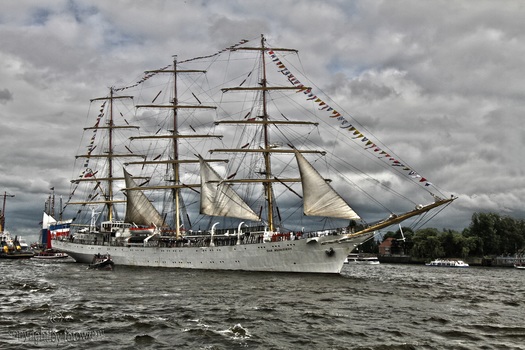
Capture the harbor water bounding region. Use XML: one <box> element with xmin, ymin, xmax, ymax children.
<box><xmin>1</xmin><ymin>259</ymin><xmax>524</xmax><ymax>349</ymax></box>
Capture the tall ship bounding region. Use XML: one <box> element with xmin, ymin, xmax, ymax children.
<box><xmin>39</xmin><ymin>190</ymin><xmax>72</xmax><ymax>248</ymax></box>
<box><xmin>31</xmin><ymin>191</ymin><xmax>71</xmax><ymax>259</ymax></box>
<box><xmin>53</xmin><ymin>35</ymin><xmax>456</xmax><ymax>273</ymax></box>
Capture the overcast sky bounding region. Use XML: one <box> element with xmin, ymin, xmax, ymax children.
<box><xmin>1</xmin><ymin>0</ymin><xmax>524</xmax><ymax>241</ymax></box>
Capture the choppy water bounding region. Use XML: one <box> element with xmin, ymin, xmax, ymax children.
<box><xmin>1</xmin><ymin>258</ymin><xmax>524</xmax><ymax>350</ymax></box>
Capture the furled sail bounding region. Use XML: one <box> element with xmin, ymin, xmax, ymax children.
<box><xmin>123</xmin><ymin>169</ymin><xmax>165</xmax><ymax>227</ymax></box>
<box><xmin>295</xmin><ymin>150</ymin><xmax>360</xmax><ymax>220</ymax></box>
<box><xmin>199</xmin><ymin>157</ymin><xmax>260</xmax><ymax>221</ymax></box>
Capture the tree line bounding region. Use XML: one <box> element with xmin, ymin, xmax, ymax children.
<box><xmin>357</xmin><ymin>212</ymin><xmax>525</xmax><ymax>259</ymax></box>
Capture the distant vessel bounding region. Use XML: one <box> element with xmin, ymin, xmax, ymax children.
<box><xmin>344</xmin><ymin>254</ymin><xmax>380</xmax><ymax>265</ymax></box>
<box><xmin>32</xmin><ymin>193</ymin><xmax>70</xmax><ymax>260</ymax></box>
<box><xmin>0</xmin><ymin>232</ymin><xmax>34</xmax><ymax>259</ymax></box>
<box><xmin>53</xmin><ymin>35</ymin><xmax>456</xmax><ymax>274</ymax></box>
<box><xmin>0</xmin><ymin>192</ymin><xmax>33</xmax><ymax>259</ymax></box>
<box><xmin>44</xmin><ymin>191</ymin><xmax>72</xmax><ymax>241</ymax></box>
<box><xmin>426</xmin><ymin>259</ymin><xmax>469</xmax><ymax>267</ymax></box>
<box><xmin>514</xmin><ymin>255</ymin><xmax>525</xmax><ymax>269</ymax></box>
<box><xmin>32</xmin><ymin>250</ymin><xmax>69</xmax><ymax>260</ymax></box>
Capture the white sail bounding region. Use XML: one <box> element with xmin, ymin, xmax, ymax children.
<box><xmin>42</xmin><ymin>212</ymin><xmax>56</xmax><ymax>229</ymax></box>
<box><xmin>123</xmin><ymin>169</ymin><xmax>165</xmax><ymax>227</ymax></box>
<box><xmin>295</xmin><ymin>150</ymin><xmax>360</xmax><ymax>220</ymax></box>
<box><xmin>199</xmin><ymin>157</ymin><xmax>260</xmax><ymax>221</ymax></box>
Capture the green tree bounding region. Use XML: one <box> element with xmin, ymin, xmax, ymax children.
<box><xmin>464</xmin><ymin>212</ymin><xmax>525</xmax><ymax>256</ymax></box>
<box><xmin>411</xmin><ymin>228</ymin><xmax>443</xmax><ymax>258</ymax></box>
<box><xmin>378</xmin><ymin>212</ymin><xmax>525</xmax><ymax>259</ymax></box>
<box><xmin>440</xmin><ymin>229</ymin><xmax>469</xmax><ymax>258</ymax></box>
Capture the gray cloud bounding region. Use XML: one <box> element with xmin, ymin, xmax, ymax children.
<box><xmin>0</xmin><ymin>88</ymin><xmax>13</xmax><ymax>104</ymax></box>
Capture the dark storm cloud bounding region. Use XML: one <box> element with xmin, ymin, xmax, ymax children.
<box><xmin>0</xmin><ymin>88</ymin><xmax>13</xmax><ymax>104</ymax></box>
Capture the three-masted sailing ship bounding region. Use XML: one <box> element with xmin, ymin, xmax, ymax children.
<box><xmin>53</xmin><ymin>35</ymin><xmax>455</xmax><ymax>273</ymax></box>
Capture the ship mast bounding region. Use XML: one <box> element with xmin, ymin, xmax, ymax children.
<box><xmin>214</xmin><ymin>34</ymin><xmax>322</xmax><ymax>232</ymax></box>
<box><xmin>172</xmin><ymin>56</ymin><xmax>181</xmax><ymax>238</ymax></box>
<box><xmin>260</xmin><ymin>36</ymin><xmax>275</xmax><ymax>232</ymax></box>
<box><xmin>71</xmin><ymin>88</ymin><xmax>142</xmax><ymax>221</ymax></box>
<box><xmin>131</xmin><ymin>57</ymin><xmax>224</xmax><ymax>239</ymax></box>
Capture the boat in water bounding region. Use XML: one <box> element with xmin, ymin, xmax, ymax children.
<box><xmin>53</xmin><ymin>35</ymin><xmax>456</xmax><ymax>274</ymax></box>
<box><xmin>344</xmin><ymin>254</ymin><xmax>380</xmax><ymax>265</ymax></box>
<box><xmin>0</xmin><ymin>192</ymin><xmax>33</xmax><ymax>259</ymax></box>
<box><xmin>32</xmin><ymin>249</ymin><xmax>69</xmax><ymax>260</ymax></box>
<box><xmin>0</xmin><ymin>232</ymin><xmax>34</xmax><ymax>259</ymax></box>
<box><xmin>425</xmin><ymin>259</ymin><xmax>469</xmax><ymax>267</ymax></box>
<box><xmin>32</xmin><ymin>193</ymin><xmax>70</xmax><ymax>260</ymax></box>
<box><xmin>514</xmin><ymin>255</ymin><xmax>525</xmax><ymax>269</ymax></box>
<box><xmin>88</xmin><ymin>253</ymin><xmax>114</xmax><ymax>271</ymax></box>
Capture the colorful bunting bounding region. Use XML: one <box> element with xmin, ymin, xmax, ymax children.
<box><xmin>115</xmin><ymin>39</ymin><xmax>251</xmax><ymax>92</ymax></box>
<box><xmin>267</xmin><ymin>49</ymin><xmax>434</xmax><ymax>188</ymax></box>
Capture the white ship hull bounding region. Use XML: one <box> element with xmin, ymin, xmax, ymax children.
<box><xmin>53</xmin><ymin>233</ymin><xmax>373</xmax><ymax>274</ymax></box>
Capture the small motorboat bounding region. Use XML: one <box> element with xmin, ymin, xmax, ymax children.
<box><xmin>344</xmin><ymin>254</ymin><xmax>380</xmax><ymax>265</ymax></box>
<box><xmin>425</xmin><ymin>259</ymin><xmax>469</xmax><ymax>267</ymax></box>
<box><xmin>88</xmin><ymin>253</ymin><xmax>114</xmax><ymax>271</ymax></box>
<box><xmin>32</xmin><ymin>249</ymin><xmax>69</xmax><ymax>260</ymax></box>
